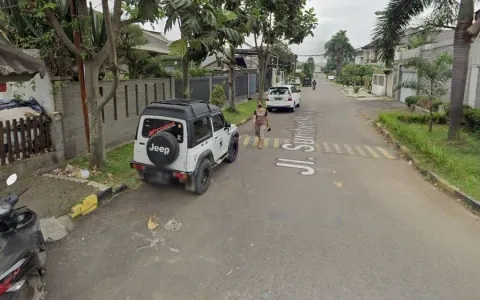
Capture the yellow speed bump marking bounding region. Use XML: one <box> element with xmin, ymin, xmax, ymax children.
<box><xmin>355</xmin><ymin>145</ymin><xmax>367</xmax><ymax>156</ymax></box>
<box><xmin>323</xmin><ymin>142</ymin><xmax>331</xmax><ymax>152</ymax></box>
<box><xmin>344</xmin><ymin>144</ymin><xmax>354</xmax><ymax>155</ymax></box>
<box><xmin>264</xmin><ymin>138</ymin><xmax>270</xmax><ymax>148</ymax></box>
<box><xmin>273</xmin><ymin>138</ymin><xmax>280</xmax><ymax>148</ymax></box>
<box><xmin>364</xmin><ymin>146</ymin><xmax>380</xmax><ymax>158</ymax></box>
<box><xmin>252</xmin><ymin>137</ymin><xmax>259</xmax><ymax>147</ymax></box>
<box><xmin>376</xmin><ymin>147</ymin><xmax>395</xmax><ymax>159</ymax></box>
<box><xmin>333</xmin><ymin>143</ymin><xmax>342</xmax><ymax>153</ymax></box>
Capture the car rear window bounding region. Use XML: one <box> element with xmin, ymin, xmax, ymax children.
<box><xmin>142</xmin><ymin>118</ymin><xmax>184</xmax><ymax>143</ymax></box>
<box><xmin>269</xmin><ymin>87</ymin><xmax>290</xmax><ymax>95</ymax></box>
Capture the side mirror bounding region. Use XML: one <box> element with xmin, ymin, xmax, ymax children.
<box><xmin>224</xmin><ymin>122</ymin><xmax>231</xmax><ymax>128</ymax></box>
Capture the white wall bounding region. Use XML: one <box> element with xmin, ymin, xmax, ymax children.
<box><xmin>0</xmin><ymin>49</ymin><xmax>55</xmax><ymax>114</ymax></box>
<box><xmin>465</xmin><ymin>35</ymin><xmax>480</xmax><ymax>108</ymax></box>
<box><xmin>371</xmin><ymin>74</ymin><xmax>386</xmax><ymax>96</ymax></box>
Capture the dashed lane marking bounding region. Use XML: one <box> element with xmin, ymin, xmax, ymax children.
<box><xmin>238</xmin><ymin>135</ymin><xmax>396</xmax><ymax>160</ymax></box>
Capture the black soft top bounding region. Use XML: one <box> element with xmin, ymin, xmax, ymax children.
<box><xmin>140</xmin><ymin>98</ymin><xmax>221</xmax><ymax>120</ymax></box>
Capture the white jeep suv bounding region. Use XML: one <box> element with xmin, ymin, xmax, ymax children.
<box><xmin>130</xmin><ymin>99</ymin><xmax>239</xmax><ymax>195</ymax></box>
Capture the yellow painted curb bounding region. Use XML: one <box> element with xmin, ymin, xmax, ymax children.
<box><xmin>69</xmin><ymin>194</ymin><xmax>98</xmax><ymax>218</ymax></box>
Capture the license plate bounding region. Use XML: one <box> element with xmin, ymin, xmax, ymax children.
<box><xmin>274</xmin><ymin>97</ymin><xmax>282</xmax><ymax>100</ymax></box>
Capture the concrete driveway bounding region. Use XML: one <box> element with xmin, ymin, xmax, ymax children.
<box><xmin>46</xmin><ymin>78</ymin><xmax>480</xmax><ymax>300</ymax></box>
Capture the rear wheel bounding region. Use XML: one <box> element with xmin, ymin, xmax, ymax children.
<box><xmin>194</xmin><ymin>159</ymin><xmax>212</xmax><ymax>195</ymax></box>
<box><xmin>290</xmin><ymin>105</ymin><xmax>296</xmax><ymax>112</ymax></box>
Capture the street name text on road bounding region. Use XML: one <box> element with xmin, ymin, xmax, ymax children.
<box><xmin>275</xmin><ymin>157</ymin><xmax>315</xmax><ymax>175</ymax></box>
<box><xmin>282</xmin><ymin>111</ymin><xmax>318</xmax><ymax>152</ymax></box>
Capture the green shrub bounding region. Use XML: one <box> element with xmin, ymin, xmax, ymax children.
<box><xmin>210</xmin><ymin>84</ymin><xmax>226</xmax><ymax>107</ymax></box>
<box><xmin>353</xmin><ymin>86</ymin><xmax>360</xmax><ymax>93</ymax></box>
<box><xmin>464</xmin><ymin>108</ymin><xmax>480</xmax><ymax>133</ymax></box>
<box><xmin>395</xmin><ymin>112</ymin><xmax>447</xmax><ymax>124</ymax></box>
<box><xmin>405</xmin><ymin>96</ymin><xmax>418</xmax><ymax>107</ymax></box>
<box><xmin>431</xmin><ymin>99</ymin><xmax>444</xmax><ymax>112</ymax></box>
<box><xmin>189</xmin><ymin>67</ymin><xmax>213</xmax><ymax>77</ymax></box>
<box><xmin>378</xmin><ymin>111</ymin><xmax>447</xmax><ymax>124</ymax></box>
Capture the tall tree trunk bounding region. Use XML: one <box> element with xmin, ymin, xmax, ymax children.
<box><xmin>335</xmin><ymin>58</ymin><xmax>342</xmax><ymax>78</ymax></box>
<box><xmin>227</xmin><ymin>46</ymin><xmax>236</xmax><ymax>111</ymax></box>
<box><xmin>182</xmin><ymin>56</ymin><xmax>190</xmax><ymax>99</ymax></box>
<box><xmin>448</xmin><ymin>0</ymin><xmax>474</xmax><ymax>140</ymax></box>
<box><xmin>84</xmin><ymin>60</ymin><xmax>106</xmax><ymax>168</ymax></box>
<box><xmin>258</xmin><ymin>51</ymin><xmax>266</xmax><ymax>100</ymax></box>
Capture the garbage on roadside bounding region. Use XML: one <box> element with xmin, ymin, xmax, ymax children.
<box><xmin>50</xmin><ymin>164</ymin><xmax>90</xmax><ymax>179</ymax></box>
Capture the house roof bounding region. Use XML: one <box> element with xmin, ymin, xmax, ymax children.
<box><xmin>0</xmin><ymin>43</ymin><xmax>47</xmax><ymax>79</ymax></box>
<box><xmin>133</xmin><ymin>30</ymin><xmax>171</xmax><ymax>54</ymax></box>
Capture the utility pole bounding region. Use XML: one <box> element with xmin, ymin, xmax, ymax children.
<box><xmin>69</xmin><ymin>0</ymin><xmax>90</xmax><ymax>152</ymax></box>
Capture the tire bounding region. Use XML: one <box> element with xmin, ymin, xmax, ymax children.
<box><xmin>146</xmin><ymin>132</ymin><xmax>180</xmax><ymax>166</ymax></box>
<box><xmin>296</xmin><ymin>101</ymin><xmax>300</xmax><ymax>108</ymax></box>
<box><xmin>290</xmin><ymin>105</ymin><xmax>296</xmax><ymax>113</ymax></box>
<box><xmin>194</xmin><ymin>159</ymin><xmax>212</xmax><ymax>195</ymax></box>
<box><xmin>226</xmin><ymin>137</ymin><xmax>239</xmax><ymax>163</ymax></box>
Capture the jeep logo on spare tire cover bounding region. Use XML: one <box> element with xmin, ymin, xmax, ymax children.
<box><xmin>146</xmin><ymin>132</ymin><xmax>180</xmax><ymax>166</ymax></box>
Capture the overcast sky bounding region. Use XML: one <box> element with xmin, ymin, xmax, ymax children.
<box><xmin>91</xmin><ymin>0</ymin><xmax>394</xmax><ymax>61</ymax></box>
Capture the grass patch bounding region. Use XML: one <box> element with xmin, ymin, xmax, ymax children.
<box><xmin>379</xmin><ymin>111</ymin><xmax>480</xmax><ymax>199</ymax></box>
<box><xmin>70</xmin><ymin>142</ymin><xmax>140</xmax><ymax>189</ymax></box>
<box><xmin>223</xmin><ymin>100</ymin><xmax>258</xmax><ymax>125</ymax></box>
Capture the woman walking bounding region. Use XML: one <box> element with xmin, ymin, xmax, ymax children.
<box><xmin>253</xmin><ymin>101</ymin><xmax>269</xmax><ymax>149</ymax></box>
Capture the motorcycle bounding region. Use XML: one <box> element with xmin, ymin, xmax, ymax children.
<box><xmin>0</xmin><ymin>174</ymin><xmax>46</xmax><ymax>300</ymax></box>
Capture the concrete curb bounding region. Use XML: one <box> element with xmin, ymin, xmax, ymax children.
<box><xmin>42</xmin><ymin>173</ymin><xmax>128</xmax><ymax>218</ymax></box>
<box><xmin>360</xmin><ymin>111</ymin><xmax>480</xmax><ymax>212</ymax></box>
<box><xmin>236</xmin><ymin>116</ymin><xmax>253</xmax><ymax>126</ymax></box>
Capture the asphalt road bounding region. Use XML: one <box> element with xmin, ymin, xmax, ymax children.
<box><xmin>46</xmin><ymin>78</ymin><xmax>480</xmax><ymax>300</ymax></box>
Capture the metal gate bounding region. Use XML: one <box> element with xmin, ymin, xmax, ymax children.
<box><xmin>248</xmin><ymin>74</ymin><xmax>257</xmax><ymax>97</ymax></box>
<box><xmin>399</xmin><ymin>67</ymin><xmax>417</xmax><ymax>102</ymax></box>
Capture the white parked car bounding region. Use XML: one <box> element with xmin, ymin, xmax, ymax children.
<box><xmin>266</xmin><ymin>85</ymin><xmax>301</xmax><ymax>112</ymax></box>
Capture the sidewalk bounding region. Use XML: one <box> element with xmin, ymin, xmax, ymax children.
<box><xmin>356</xmin><ymin>100</ymin><xmax>407</xmax><ymax>121</ymax></box>
<box><xmin>0</xmin><ymin>173</ymin><xmax>96</xmax><ymax>219</ymax></box>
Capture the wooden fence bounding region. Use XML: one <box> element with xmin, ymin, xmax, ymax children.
<box><xmin>0</xmin><ymin>115</ymin><xmax>53</xmax><ymax>165</ymax></box>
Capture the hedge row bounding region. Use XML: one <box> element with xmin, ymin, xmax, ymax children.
<box><xmin>404</xmin><ymin>96</ymin><xmax>480</xmax><ymax>134</ymax></box>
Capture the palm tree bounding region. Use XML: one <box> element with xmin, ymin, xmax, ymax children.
<box><xmin>324</xmin><ymin>30</ymin><xmax>355</xmax><ymax>76</ymax></box>
<box><xmin>396</xmin><ymin>52</ymin><xmax>453</xmax><ymax>132</ymax></box>
<box><xmin>371</xmin><ymin>0</ymin><xmax>473</xmax><ymax>140</ymax></box>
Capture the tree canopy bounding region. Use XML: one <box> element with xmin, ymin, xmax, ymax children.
<box><xmin>324</xmin><ymin>30</ymin><xmax>355</xmax><ymax>75</ymax></box>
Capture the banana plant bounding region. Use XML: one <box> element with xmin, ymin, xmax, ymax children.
<box><xmin>164</xmin><ymin>0</ymin><xmax>242</xmax><ymax>98</ymax></box>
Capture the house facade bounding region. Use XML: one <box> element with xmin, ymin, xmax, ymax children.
<box><xmin>390</xmin><ymin>30</ymin><xmax>479</xmax><ymax>105</ymax></box>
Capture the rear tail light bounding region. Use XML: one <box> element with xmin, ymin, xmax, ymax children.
<box><xmin>0</xmin><ymin>259</ymin><xmax>24</xmax><ymax>295</ymax></box>
<box><xmin>288</xmin><ymin>94</ymin><xmax>292</xmax><ymax>101</ymax></box>
<box><xmin>173</xmin><ymin>171</ymin><xmax>188</xmax><ymax>181</ymax></box>
<box><xmin>130</xmin><ymin>163</ymin><xmax>145</xmax><ymax>171</ymax></box>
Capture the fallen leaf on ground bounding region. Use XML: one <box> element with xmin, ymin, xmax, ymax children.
<box><xmin>147</xmin><ymin>216</ymin><xmax>158</xmax><ymax>230</ymax></box>
<box><xmin>107</xmin><ymin>173</ymin><xmax>113</xmax><ymax>179</ymax></box>
<box><xmin>334</xmin><ymin>181</ymin><xmax>343</xmax><ymax>188</ymax></box>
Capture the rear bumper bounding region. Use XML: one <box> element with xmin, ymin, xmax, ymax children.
<box><xmin>130</xmin><ymin>161</ymin><xmax>193</xmax><ymax>179</ymax></box>
<box><xmin>266</xmin><ymin>103</ymin><xmax>294</xmax><ymax>108</ymax></box>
